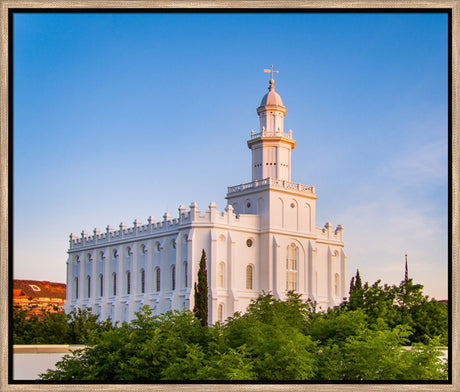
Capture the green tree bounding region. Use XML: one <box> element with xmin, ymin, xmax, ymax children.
<box><xmin>338</xmin><ymin>321</ymin><xmax>445</xmax><ymax>380</ymax></box>
<box><xmin>349</xmin><ymin>276</ymin><xmax>355</xmax><ymax>294</ymax></box>
<box><xmin>193</xmin><ymin>249</ymin><xmax>208</xmax><ymax>326</ymax></box>
<box><xmin>13</xmin><ymin>306</ymin><xmax>114</xmax><ymax>345</ymax></box>
<box><xmin>348</xmin><ymin>269</ymin><xmax>365</xmax><ymax>310</ymax></box>
<box><xmin>309</xmin><ymin>311</ymin><xmax>447</xmax><ymax>380</ymax></box>
<box><xmin>355</xmin><ymin>269</ymin><xmax>363</xmax><ymax>290</ymax></box>
<box><xmin>40</xmin><ymin>293</ymin><xmax>447</xmax><ymax>381</ymax></box>
<box><xmin>13</xmin><ymin>307</ymin><xmax>69</xmax><ymax>344</ymax></box>
<box><xmin>223</xmin><ymin>293</ymin><xmax>318</xmax><ymax>380</ymax></box>
<box><xmin>341</xmin><ymin>273</ymin><xmax>448</xmax><ymax>345</ymax></box>
<box><xmin>41</xmin><ymin>307</ymin><xmax>211</xmax><ymax>381</ymax></box>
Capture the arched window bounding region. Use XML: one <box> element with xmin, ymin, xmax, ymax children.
<box><xmin>140</xmin><ymin>269</ymin><xmax>145</xmax><ymax>294</ymax></box>
<box><xmin>113</xmin><ymin>273</ymin><xmax>117</xmax><ymax>296</ymax></box>
<box><xmin>75</xmin><ymin>277</ymin><xmax>79</xmax><ymax>299</ymax></box>
<box><xmin>246</xmin><ymin>265</ymin><xmax>254</xmax><ymax>290</ymax></box>
<box><xmin>218</xmin><ymin>303</ymin><xmax>224</xmax><ymax>323</ymax></box>
<box><xmin>184</xmin><ymin>261</ymin><xmax>188</xmax><ymax>288</ymax></box>
<box><xmin>217</xmin><ymin>262</ymin><xmax>224</xmax><ymax>288</ymax></box>
<box><xmin>286</xmin><ymin>244</ymin><xmax>298</xmax><ymax>291</ymax></box>
<box><xmin>87</xmin><ymin>276</ymin><xmax>91</xmax><ymax>298</ymax></box>
<box><xmin>171</xmin><ymin>265</ymin><xmax>176</xmax><ymax>290</ymax></box>
<box><xmin>99</xmin><ymin>274</ymin><xmax>103</xmax><ymax>297</ymax></box>
<box><xmin>155</xmin><ymin>268</ymin><xmax>161</xmax><ymax>292</ymax></box>
<box><xmin>126</xmin><ymin>271</ymin><xmax>131</xmax><ymax>295</ymax></box>
<box><xmin>334</xmin><ymin>273</ymin><xmax>340</xmax><ymax>297</ymax></box>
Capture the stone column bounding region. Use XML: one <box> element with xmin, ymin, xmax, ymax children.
<box><xmin>90</xmin><ymin>247</ymin><xmax>97</xmax><ymax>312</ymax></box>
<box><xmin>115</xmin><ymin>226</ymin><xmax>124</xmax><ymax>323</ymax></box>
<box><xmin>64</xmin><ymin>254</ymin><xmax>72</xmax><ymax>314</ymax></box>
<box><xmin>209</xmin><ymin>228</ymin><xmax>217</xmax><ymax>324</ymax></box>
<box><xmin>130</xmin><ymin>241</ymin><xmax>138</xmax><ymax>321</ymax></box>
<box><xmin>228</xmin><ymin>231</ymin><xmax>237</xmax><ymax>316</ymax></box>
<box><xmin>327</xmin><ymin>247</ymin><xmax>333</xmax><ymax>307</ymax></box>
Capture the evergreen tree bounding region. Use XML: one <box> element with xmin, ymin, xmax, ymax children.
<box><xmin>348</xmin><ymin>269</ymin><xmax>364</xmax><ymax>310</ymax></box>
<box><xmin>355</xmin><ymin>269</ymin><xmax>362</xmax><ymax>290</ymax></box>
<box><xmin>349</xmin><ymin>276</ymin><xmax>355</xmax><ymax>295</ymax></box>
<box><xmin>193</xmin><ymin>249</ymin><xmax>208</xmax><ymax>326</ymax></box>
<box><xmin>349</xmin><ymin>270</ymin><xmax>362</xmax><ymax>295</ymax></box>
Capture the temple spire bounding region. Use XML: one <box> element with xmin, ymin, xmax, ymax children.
<box><xmin>404</xmin><ymin>254</ymin><xmax>409</xmax><ymax>280</ymax></box>
<box><xmin>249</xmin><ymin>72</ymin><xmax>294</xmax><ymax>182</ymax></box>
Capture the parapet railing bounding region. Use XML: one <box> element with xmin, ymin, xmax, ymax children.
<box><xmin>69</xmin><ymin>202</ymin><xmax>260</xmax><ymax>249</ymax></box>
<box><xmin>227</xmin><ymin>178</ymin><xmax>315</xmax><ymax>195</ymax></box>
<box><xmin>250</xmin><ymin>129</ymin><xmax>293</xmax><ymax>139</ymax></box>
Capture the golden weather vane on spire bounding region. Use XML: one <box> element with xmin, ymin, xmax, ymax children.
<box><xmin>264</xmin><ymin>64</ymin><xmax>279</xmax><ymax>81</ymax></box>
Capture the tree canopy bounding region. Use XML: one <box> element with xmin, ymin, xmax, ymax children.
<box><xmin>13</xmin><ymin>268</ymin><xmax>447</xmax><ymax>381</ymax></box>
<box><xmin>343</xmin><ymin>271</ymin><xmax>448</xmax><ymax>345</ymax></box>
<box><xmin>13</xmin><ymin>306</ymin><xmax>113</xmax><ymax>345</ymax></box>
<box><xmin>39</xmin><ymin>285</ymin><xmax>448</xmax><ymax>381</ymax></box>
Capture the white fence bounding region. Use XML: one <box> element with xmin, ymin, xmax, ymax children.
<box><xmin>13</xmin><ymin>345</ymin><xmax>85</xmax><ymax>380</ymax></box>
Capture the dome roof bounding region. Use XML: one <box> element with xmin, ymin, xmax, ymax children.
<box><xmin>259</xmin><ymin>79</ymin><xmax>284</xmax><ymax>108</ymax></box>
<box><xmin>260</xmin><ymin>90</ymin><xmax>284</xmax><ymax>107</ymax></box>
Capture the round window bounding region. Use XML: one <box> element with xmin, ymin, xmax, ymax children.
<box><xmin>290</xmin><ymin>203</ymin><xmax>295</xmax><ymax>208</ymax></box>
<box><xmin>246</xmin><ymin>202</ymin><xmax>251</xmax><ymax>209</ymax></box>
<box><xmin>246</xmin><ymin>239</ymin><xmax>253</xmax><ymax>247</ymax></box>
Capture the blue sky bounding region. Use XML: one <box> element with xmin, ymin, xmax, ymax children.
<box><xmin>13</xmin><ymin>12</ymin><xmax>448</xmax><ymax>299</ymax></box>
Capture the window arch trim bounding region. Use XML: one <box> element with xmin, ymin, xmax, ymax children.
<box><xmin>217</xmin><ymin>303</ymin><xmax>224</xmax><ymax>323</ymax></box>
<box><xmin>246</xmin><ymin>264</ymin><xmax>254</xmax><ymax>290</ymax></box>
<box><xmin>99</xmin><ymin>274</ymin><xmax>104</xmax><ymax>297</ymax></box>
<box><xmin>155</xmin><ymin>267</ymin><xmax>161</xmax><ymax>292</ymax></box>
<box><xmin>286</xmin><ymin>243</ymin><xmax>298</xmax><ymax>291</ymax></box>
<box><xmin>140</xmin><ymin>269</ymin><xmax>145</xmax><ymax>294</ymax></box>
<box><xmin>217</xmin><ymin>262</ymin><xmax>225</xmax><ymax>288</ymax></box>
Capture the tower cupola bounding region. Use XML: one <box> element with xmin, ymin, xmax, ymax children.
<box><xmin>256</xmin><ymin>70</ymin><xmax>287</xmax><ymax>135</ymax></box>
<box><xmin>248</xmin><ymin>66</ymin><xmax>296</xmax><ymax>182</ymax></box>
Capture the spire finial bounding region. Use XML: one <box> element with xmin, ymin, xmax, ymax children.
<box><xmin>264</xmin><ymin>64</ymin><xmax>279</xmax><ymax>91</ymax></box>
<box><xmin>405</xmin><ymin>254</ymin><xmax>409</xmax><ymax>281</ymax></box>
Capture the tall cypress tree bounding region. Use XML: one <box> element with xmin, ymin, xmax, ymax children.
<box><xmin>193</xmin><ymin>249</ymin><xmax>208</xmax><ymax>326</ymax></box>
<box><xmin>349</xmin><ymin>276</ymin><xmax>356</xmax><ymax>295</ymax></box>
<box><xmin>355</xmin><ymin>269</ymin><xmax>362</xmax><ymax>290</ymax></box>
<box><xmin>349</xmin><ymin>269</ymin><xmax>364</xmax><ymax>310</ymax></box>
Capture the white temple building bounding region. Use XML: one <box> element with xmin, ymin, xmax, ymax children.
<box><xmin>64</xmin><ymin>69</ymin><xmax>346</xmax><ymax>324</ymax></box>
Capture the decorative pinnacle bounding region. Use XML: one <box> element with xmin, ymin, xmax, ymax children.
<box><xmin>264</xmin><ymin>64</ymin><xmax>279</xmax><ymax>91</ymax></box>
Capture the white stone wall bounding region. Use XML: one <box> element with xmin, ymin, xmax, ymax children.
<box><xmin>65</xmin><ymin>198</ymin><xmax>345</xmax><ymax>324</ymax></box>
